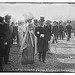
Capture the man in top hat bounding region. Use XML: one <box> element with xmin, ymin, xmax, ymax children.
<box><xmin>3</xmin><ymin>15</ymin><xmax>11</xmax><ymax>64</ymax></box>
<box><xmin>35</xmin><ymin>17</ymin><xmax>48</xmax><ymax>63</ymax></box>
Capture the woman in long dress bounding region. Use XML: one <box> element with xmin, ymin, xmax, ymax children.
<box><xmin>18</xmin><ymin>20</ymin><xmax>26</xmax><ymax>47</ymax></box>
<box><xmin>20</xmin><ymin>18</ymin><xmax>35</xmax><ymax>65</ymax></box>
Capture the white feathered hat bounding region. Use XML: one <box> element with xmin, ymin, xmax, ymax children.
<box><xmin>23</xmin><ymin>12</ymin><xmax>35</xmax><ymax>22</ymax></box>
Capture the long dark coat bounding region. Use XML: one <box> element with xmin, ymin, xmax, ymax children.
<box><xmin>35</xmin><ymin>25</ymin><xmax>48</xmax><ymax>53</ymax></box>
<box><xmin>2</xmin><ymin>22</ymin><xmax>11</xmax><ymax>59</ymax></box>
<box><xmin>47</xmin><ymin>24</ymin><xmax>52</xmax><ymax>40</ymax></box>
<box><xmin>59</xmin><ymin>25</ymin><xmax>64</xmax><ymax>34</ymax></box>
<box><xmin>52</xmin><ymin>25</ymin><xmax>59</xmax><ymax>36</ymax></box>
<box><xmin>66</xmin><ymin>25</ymin><xmax>72</xmax><ymax>34</ymax></box>
<box><xmin>66</xmin><ymin>25</ymin><xmax>72</xmax><ymax>38</ymax></box>
<box><xmin>0</xmin><ymin>23</ymin><xmax>5</xmax><ymax>57</ymax></box>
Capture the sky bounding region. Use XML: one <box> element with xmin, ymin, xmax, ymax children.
<box><xmin>0</xmin><ymin>3</ymin><xmax>75</xmax><ymax>22</ymax></box>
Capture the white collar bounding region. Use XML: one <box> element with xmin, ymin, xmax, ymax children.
<box><xmin>42</xmin><ymin>25</ymin><xmax>44</xmax><ymax>28</ymax></box>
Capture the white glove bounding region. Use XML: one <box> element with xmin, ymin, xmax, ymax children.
<box><xmin>40</xmin><ymin>34</ymin><xmax>44</xmax><ymax>37</ymax></box>
<box><xmin>37</xmin><ymin>31</ymin><xmax>39</xmax><ymax>34</ymax></box>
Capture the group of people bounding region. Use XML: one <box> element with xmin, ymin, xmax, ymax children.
<box><xmin>0</xmin><ymin>14</ymin><xmax>73</xmax><ymax>71</ymax></box>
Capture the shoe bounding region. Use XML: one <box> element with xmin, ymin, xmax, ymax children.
<box><xmin>42</xmin><ymin>60</ymin><xmax>45</xmax><ymax>63</ymax></box>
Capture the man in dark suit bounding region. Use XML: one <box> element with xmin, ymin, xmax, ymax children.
<box><xmin>3</xmin><ymin>15</ymin><xmax>11</xmax><ymax>64</ymax></box>
<box><xmin>35</xmin><ymin>17</ymin><xmax>48</xmax><ymax>63</ymax></box>
<box><xmin>0</xmin><ymin>16</ymin><xmax>5</xmax><ymax>71</ymax></box>
<box><xmin>46</xmin><ymin>20</ymin><xmax>52</xmax><ymax>41</ymax></box>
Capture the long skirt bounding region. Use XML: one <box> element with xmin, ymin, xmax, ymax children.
<box><xmin>21</xmin><ymin>32</ymin><xmax>35</xmax><ymax>65</ymax></box>
<box><xmin>18</xmin><ymin>32</ymin><xmax>23</xmax><ymax>46</ymax></box>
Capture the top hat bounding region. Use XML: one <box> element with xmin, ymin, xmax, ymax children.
<box><xmin>5</xmin><ymin>15</ymin><xmax>11</xmax><ymax>20</ymax></box>
<box><xmin>40</xmin><ymin>17</ymin><xmax>45</xmax><ymax>22</ymax></box>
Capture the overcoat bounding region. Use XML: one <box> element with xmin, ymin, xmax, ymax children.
<box><xmin>59</xmin><ymin>25</ymin><xmax>64</xmax><ymax>34</ymax></box>
<box><xmin>52</xmin><ymin>25</ymin><xmax>59</xmax><ymax>36</ymax></box>
<box><xmin>35</xmin><ymin>25</ymin><xmax>48</xmax><ymax>53</ymax></box>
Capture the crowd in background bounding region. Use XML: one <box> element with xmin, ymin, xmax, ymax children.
<box><xmin>10</xmin><ymin>17</ymin><xmax>73</xmax><ymax>45</ymax></box>
<box><xmin>0</xmin><ymin>14</ymin><xmax>74</xmax><ymax>71</ymax></box>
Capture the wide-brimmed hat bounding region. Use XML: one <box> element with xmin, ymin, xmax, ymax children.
<box><xmin>23</xmin><ymin>12</ymin><xmax>34</xmax><ymax>22</ymax></box>
<box><xmin>18</xmin><ymin>20</ymin><xmax>24</xmax><ymax>25</ymax></box>
<box><xmin>40</xmin><ymin>17</ymin><xmax>45</xmax><ymax>22</ymax></box>
<box><xmin>46</xmin><ymin>20</ymin><xmax>51</xmax><ymax>24</ymax></box>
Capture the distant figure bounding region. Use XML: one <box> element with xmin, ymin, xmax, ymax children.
<box><xmin>52</xmin><ymin>21</ymin><xmax>59</xmax><ymax>43</ymax></box>
<box><xmin>58</xmin><ymin>22</ymin><xmax>64</xmax><ymax>40</ymax></box>
<box><xmin>66</xmin><ymin>21</ymin><xmax>72</xmax><ymax>41</ymax></box>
